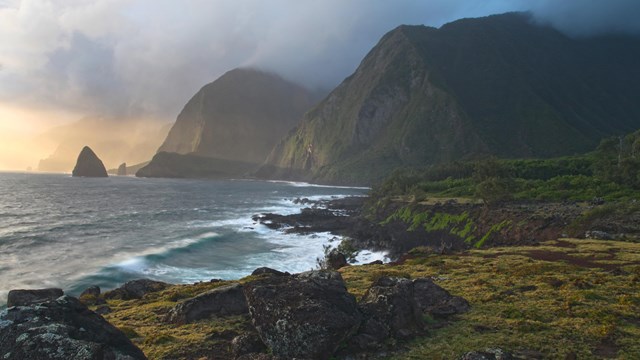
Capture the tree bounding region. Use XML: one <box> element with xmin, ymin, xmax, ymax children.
<box><xmin>472</xmin><ymin>157</ymin><xmax>515</xmax><ymax>206</ymax></box>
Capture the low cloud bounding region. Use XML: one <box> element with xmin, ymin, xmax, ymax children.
<box><xmin>0</xmin><ymin>0</ymin><xmax>638</xmax><ymax>123</ymax></box>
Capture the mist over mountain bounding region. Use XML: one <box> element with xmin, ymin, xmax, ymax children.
<box><xmin>157</xmin><ymin>68</ymin><xmax>318</xmax><ymax>164</ymax></box>
<box><xmin>37</xmin><ymin>118</ymin><xmax>171</xmax><ymax>172</ymax></box>
<box><xmin>259</xmin><ymin>13</ymin><xmax>640</xmax><ymax>185</ymax></box>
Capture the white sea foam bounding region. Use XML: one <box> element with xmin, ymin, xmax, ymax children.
<box><xmin>264</xmin><ymin>179</ymin><xmax>370</xmax><ymax>190</ymax></box>
<box><xmin>353</xmin><ymin>250</ymin><xmax>390</xmax><ymax>264</ymax></box>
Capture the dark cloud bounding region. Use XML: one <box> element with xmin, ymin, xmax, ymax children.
<box><xmin>0</xmin><ymin>0</ymin><xmax>638</xmax><ymax>123</ymax></box>
<box><xmin>529</xmin><ymin>0</ymin><xmax>640</xmax><ymax>36</ymax></box>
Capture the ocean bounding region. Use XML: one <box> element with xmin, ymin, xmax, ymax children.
<box><xmin>0</xmin><ymin>172</ymin><xmax>379</xmax><ymax>306</ymax></box>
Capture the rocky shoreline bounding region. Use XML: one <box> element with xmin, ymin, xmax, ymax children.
<box><xmin>254</xmin><ymin>196</ymin><xmax>640</xmax><ymax>260</ymax></box>
<box><xmin>2</xmin><ymin>196</ymin><xmax>640</xmax><ymax>359</ymax></box>
<box><xmin>0</xmin><ymin>269</ymin><xmax>470</xmax><ymax>360</ymax></box>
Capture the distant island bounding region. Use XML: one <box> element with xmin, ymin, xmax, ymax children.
<box><xmin>72</xmin><ymin>146</ymin><xmax>108</xmax><ymax>178</ymax></box>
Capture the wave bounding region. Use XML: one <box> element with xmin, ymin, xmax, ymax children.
<box><xmin>110</xmin><ymin>231</ymin><xmax>220</xmax><ymax>271</ymax></box>
<box><xmin>263</xmin><ymin>179</ymin><xmax>371</xmax><ymax>190</ymax></box>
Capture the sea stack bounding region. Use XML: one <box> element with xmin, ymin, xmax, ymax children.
<box><xmin>117</xmin><ymin>163</ymin><xmax>127</xmax><ymax>176</ymax></box>
<box><xmin>72</xmin><ymin>146</ymin><xmax>108</xmax><ymax>177</ymax></box>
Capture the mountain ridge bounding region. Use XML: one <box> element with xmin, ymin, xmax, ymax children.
<box><xmin>258</xmin><ymin>12</ymin><xmax>640</xmax><ymax>185</ymax></box>
<box><xmin>157</xmin><ymin>68</ymin><xmax>319</xmax><ymax>164</ymax></box>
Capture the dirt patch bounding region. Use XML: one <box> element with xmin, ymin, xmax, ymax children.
<box><xmin>592</xmin><ymin>339</ymin><xmax>619</xmax><ymax>358</ymax></box>
<box><xmin>553</xmin><ymin>240</ymin><xmax>578</xmax><ymax>248</ymax></box>
<box><xmin>526</xmin><ymin>250</ymin><xmax>630</xmax><ymax>271</ymax></box>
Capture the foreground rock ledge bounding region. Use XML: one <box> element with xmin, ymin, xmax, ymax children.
<box><xmin>7</xmin><ymin>288</ymin><xmax>63</xmax><ymax>307</ymax></box>
<box><xmin>0</xmin><ymin>295</ymin><xmax>146</xmax><ymax>360</ymax></box>
<box><xmin>243</xmin><ymin>270</ymin><xmax>362</xmax><ymax>360</ymax></box>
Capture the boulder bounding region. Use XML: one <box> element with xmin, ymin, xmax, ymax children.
<box><xmin>231</xmin><ymin>333</ymin><xmax>267</xmax><ymax>358</ymax></box>
<box><xmin>459</xmin><ymin>348</ymin><xmax>514</xmax><ymax>360</ymax></box>
<box><xmin>585</xmin><ymin>230</ymin><xmax>614</xmax><ymax>240</ymax></box>
<box><xmin>71</xmin><ymin>146</ymin><xmax>108</xmax><ymax>178</ymax></box>
<box><xmin>79</xmin><ymin>286</ymin><xmax>100</xmax><ymax>298</ymax></box>
<box><xmin>250</xmin><ymin>267</ymin><xmax>289</xmax><ymax>277</ymax></box>
<box><xmin>351</xmin><ymin>277</ymin><xmax>424</xmax><ymax>351</ymax></box>
<box><xmin>412</xmin><ymin>278</ymin><xmax>470</xmax><ymax>316</ymax></box>
<box><xmin>0</xmin><ymin>295</ymin><xmax>146</xmax><ymax>359</ymax></box>
<box><xmin>78</xmin><ymin>286</ymin><xmax>104</xmax><ymax>306</ymax></box>
<box><xmin>326</xmin><ymin>249</ymin><xmax>348</xmax><ymax>270</ymax></box>
<box><xmin>95</xmin><ymin>305</ymin><xmax>112</xmax><ymax>315</ymax></box>
<box><xmin>6</xmin><ymin>288</ymin><xmax>64</xmax><ymax>307</ymax></box>
<box><xmin>103</xmin><ymin>279</ymin><xmax>170</xmax><ymax>300</ymax></box>
<box><xmin>243</xmin><ymin>270</ymin><xmax>361</xmax><ymax>360</ymax></box>
<box><xmin>165</xmin><ymin>283</ymin><xmax>248</xmax><ymax>324</ymax></box>
<box><xmin>236</xmin><ymin>354</ymin><xmax>274</xmax><ymax>360</ymax></box>
<box><xmin>117</xmin><ymin>163</ymin><xmax>127</xmax><ymax>176</ymax></box>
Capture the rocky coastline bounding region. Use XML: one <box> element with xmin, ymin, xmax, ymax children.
<box><xmin>253</xmin><ymin>196</ymin><xmax>640</xmax><ymax>260</ymax></box>
<box><xmin>2</xmin><ymin>196</ymin><xmax>640</xmax><ymax>359</ymax></box>
<box><xmin>0</xmin><ymin>270</ymin><xmax>469</xmax><ymax>360</ymax></box>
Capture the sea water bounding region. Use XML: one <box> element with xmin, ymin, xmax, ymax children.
<box><xmin>0</xmin><ymin>172</ymin><xmax>383</xmax><ymax>306</ymax></box>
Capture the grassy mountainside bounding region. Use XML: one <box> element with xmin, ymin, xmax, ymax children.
<box><xmin>259</xmin><ymin>13</ymin><xmax>640</xmax><ymax>185</ymax></box>
<box><xmin>158</xmin><ymin>68</ymin><xmax>317</xmax><ymax>165</ymax></box>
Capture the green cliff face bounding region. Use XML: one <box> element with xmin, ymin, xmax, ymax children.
<box><xmin>259</xmin><ymin>13</ymin><xmax>640</xmax><ymax>185</ymax></box>
<box><xmin>158</xmin><ymin>68</ymin><xmax>316</xmax><ymax>165</ymax></box>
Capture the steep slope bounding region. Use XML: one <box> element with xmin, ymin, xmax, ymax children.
<box><xmin>157</xmin><ymin>68</ymin><xmax>317</xmax><ymax>165</ymax></box>
<box><xmin>259</xmin><ymin>13</ymin><xmax>640</xmax><ymax>185</ymax></box>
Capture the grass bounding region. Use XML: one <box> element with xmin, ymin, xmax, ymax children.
<box><xmin>95</xmin><ymin>239</ymin><xmax>640</xmax><ymax>359</ymax></box>
<box><xmin>100</xmin><ymin>280</ymin><xmax>250</xmax><ymax>360</ymax></box>
<box><xmin>340</xmin><ymin>239</ymin><xmax>640</xmax><ymax>359</ymax></box>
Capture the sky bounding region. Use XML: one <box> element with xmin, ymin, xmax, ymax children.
<box><xmin>1</xmin><ymin>0</ymin><xmax>640</xmax><ymax>169</ymax></box>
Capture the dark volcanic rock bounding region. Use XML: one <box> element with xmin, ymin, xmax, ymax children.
<box><xmin>413</xmin><ymin>278</ymin><xmax>470</xmax><ymax>317</ymax></box>
<box><xmin>243</xmin><ymin>270</ymin><xmax>361</xmax><ymax>360</ymax></box>
<box><xmin>459</xmin><ymin>348</ymin><xmax>515</xmax><ymax>360</ymax></box>
<box><xmin>78</xmin><ymin>286</ymin><xmax>104</xmax><ymax>306</ymax></box>
<box><xmin>117</xmin><ymin>162</ymin><xmax>127</xmax><ymax>176</ymax></box>
<box><xmin>0</xmin><ymin>295</ymin><xmax>146</xmax><ymax>360</ymax></box>
<box><xmin>231</xmin><ymin>333</ymin><xmax>267</xmax><ymax>358</ymax></box>
<box><xmin>236</xmin><ymin>354</ymin><xmax>274</xmax><ymax>360</ymax></box>
<box><xmin>254</xmin><ymin>207</ymin><xmax>356</xmax><ymax>234</ymax></box>
<box><xmin>165</xmin><ymin>283</ymin><xmax>248</xmax><ymax>324</ymax></box>
<box><xmin>351</xmin><ymin>277</ymin><xmax>424</xmax><ymax>351</ymax></box>
<box><xmin>103</xmin><ymin>279</ymin><xmax>170</xmax><ymax>300</ymax></box>
<box><xmin>71</xmin><ymin>146</ymin><xmax>108</xmax><ymax>178</ymax></box>
<box><xmin>347</xmin><ymin>276</ymin><xmax>469</xmax><ymax>353</ymax></box>
<box><xmin>326</xmin><ymin>248</ymin><xmax>348</xmax><ymax>270</ymax></box>
<box><xmin>79</xmin><ymin>286</ymin><xmax>100</xmax><ymax>298</ymax></box>
<box><xmin>95</xmin><ymin>305</ymin><xmax>112</xmax><ymax>315</ymax></box>
<box><xmin>7</xmin><ymin>288</ymin><xmax>64</xmax><ymax>307</ymax></box>
<box><xmin>250</xmin><ymin>267</ymin><xmax>289</xmax><ymax>276</ymax></box>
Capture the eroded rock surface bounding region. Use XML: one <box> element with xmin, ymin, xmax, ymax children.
<box><xmin>350</xmin><ymin>277</ymin><xmax>425</xmax><ymax>351</ymax></box>
<box><xmin>165</xmin><ymin>283</ymin><xmax>248</xmax><ymax>324</ymax></box>
<box><xmin>243</xmin><ymin>270</ymin><xmax>361</xmax><ymax>360</ymax></box>
<box><xmin>103</xmin><ymin>279</ymin><xmax>170</xmax><ymax>300</ymax></box>
<box><xmin>0</xmin><ymin>296</ymin><xmax>146</xmax><ymax>360</ymax></box>
<box><xmin>413</xmin><ymin>278</ymin><xmax>470</xmax><ymax>316</ymax></box>
<box><xmin>7</xmin><ymin>288</ymin><xmax>64</xmax><ymax>307</ymax></box>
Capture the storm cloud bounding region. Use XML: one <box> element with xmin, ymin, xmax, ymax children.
<box><xmin>0</xmin><ymin>0</ymin><xmax>639</xmax><ymax>122</ymax></box>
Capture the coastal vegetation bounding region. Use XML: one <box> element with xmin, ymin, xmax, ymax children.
<box><xmin>93</xmin><ymin>238</ymin><xmax>640</xmax><ymax>359</ymax></box>
<box><xmin>368</xmin><ymin>131</ymin><xmax>640</xmax><ymax>206</ymax></box>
